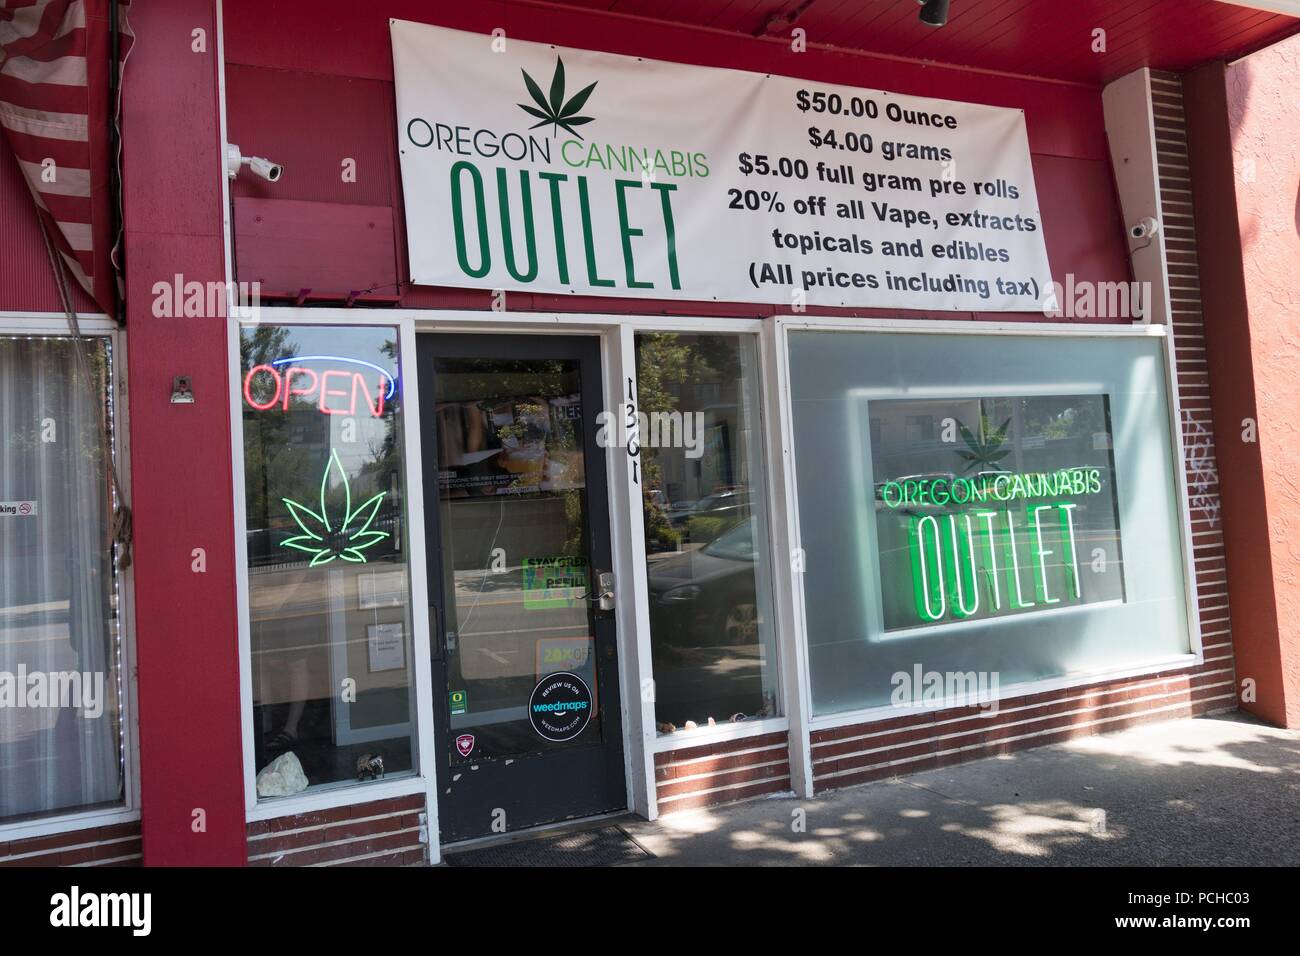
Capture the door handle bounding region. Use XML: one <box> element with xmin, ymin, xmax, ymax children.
<box><xmin>429</xmin><ymin>603</ymin><xmax>443</xmax><ymax>660</ymax></box>
<box><xmin>592</xmin><ymin>570</ymin><xmax>615</xmax><ymax>612</ymax></box>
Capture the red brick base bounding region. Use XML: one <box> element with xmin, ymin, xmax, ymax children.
<box><xmin>247</xmin><ymin>793</ymin><xmax>426</xmax><ymax>866</ymax></box>
<box><xmin>811</xmin><ymin>666</ymin><xmax>1235</xmax><ymax>792</ymax></box>
<box><xmin>0</xmin><ymin>820</ymin><xmax>143</xmax><ymax>867</ymax></box>
<box><xmin>655</xmin><ymin>731</ymin><xmax>792</xmax><ymax>813</ymax></box>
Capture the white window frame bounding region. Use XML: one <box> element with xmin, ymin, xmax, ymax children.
<box><xmin>615</xmin><ymin>318</ymin><xmax>793</xmax><ymax>814</ymax></box>
<box><xmin>228</xmin><ymin>311</ymin><xmax>438</xmax><ymax>831</ymax></box>
<box><xmin>0</xmin><ymin>314</ymin><xmax>142</xmax><ymax>845</ymax></box>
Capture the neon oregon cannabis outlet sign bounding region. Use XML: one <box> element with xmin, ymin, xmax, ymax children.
<box><xmin>868</xmin><ymin>394</ymin><xmax>1127</xmax><ymax>631</ymax></box>
<box><xmin>885</xmin><ymin>469</ymin><xmax>1099</xmax><ymax>625</ymax></box>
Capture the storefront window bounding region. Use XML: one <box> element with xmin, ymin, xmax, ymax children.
<box><xmin>635</xmin><ymin>332</ymin><xmax>780</xmax><ymax>734</ymax></box>
<box><xmin>1</xmin><ymin>336</ymin><xmax>125</xmax><ymax>824</ymax></box>
<box><xmin>788</xmin><ymin>331</ymin><xmax>1193</xmax><ymax>716</ymax></box>
<box><xmin>240</xmin><ymin>325</ymin><xmax>417</xmax><ymax>797</ymax></box>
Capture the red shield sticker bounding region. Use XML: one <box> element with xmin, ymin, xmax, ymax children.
<box><xmin>455</xmin><ymin>734</ymin><xmax>475</xmax><ymax>757</ymax></box>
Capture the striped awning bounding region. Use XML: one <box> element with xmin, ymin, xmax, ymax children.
<box><xmin>0</xmin><ymin>0</ymin><xmax>132</xmax><ymax>317</ymax></box>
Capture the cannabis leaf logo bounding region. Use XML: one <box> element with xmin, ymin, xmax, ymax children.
<box><xmin>279</xmin><ymin>449</ymin><xmax>389</xmax><ymax>567</ymax></box>
<box><xmin>518</xmin><ymin>57</ymin><xmax>597</xmax><ymax>138</ymax></box>
<box><xmin>955</xmin><ymin>416</ymin><xmax>1013</xmax><ymax>473</ymax></box>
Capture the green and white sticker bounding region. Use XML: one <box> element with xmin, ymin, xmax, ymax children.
<box><xmin>522</xmin><ymin>556</ymin><xmax>587</xmax><ymax>609</ymax></box>
<box><xmin>449</xmin><ymin>689</ymin><xmax>468</xmax><ymax>716</ymax></box>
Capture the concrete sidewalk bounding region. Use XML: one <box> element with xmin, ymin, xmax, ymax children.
<box><xmin>623</xmin><ymin>714</ymin><xmax>1300</xmax><ymax>866</ymax></box>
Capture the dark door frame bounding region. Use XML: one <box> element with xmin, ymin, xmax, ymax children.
<box><xmin>416</xmin><ymin>331</ymin><xmax>628</xmax><ymax>844</ymax></box>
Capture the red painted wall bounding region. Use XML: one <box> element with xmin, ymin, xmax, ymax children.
<box><xmin>122</xmin><ymin>0</ymin><xmax>247</xmax><ymax>863</ymax></box>
<box><xmin>1184</xmin><ymin>47</ymin><xmax>1300</xmax><ymax>730</ymax></box>
<box><xmin>220</xmin><ymin>0</ymin><xmax>1131</xmax><ymax>319</ymax></box>
<box><xmin>1226</xmin><ymin>36</ymin><xmax>1300</xmax><ymax>728</ymax></box>
<box><xmin>1228</xmin><ymin>36</ymin><xmax>1300</xmax><ymax>721</ymax></box>
<box><xmin>1184</xmin><ymin>37</ymin><xmax>1300</xmax><ymax>728</ymax></box>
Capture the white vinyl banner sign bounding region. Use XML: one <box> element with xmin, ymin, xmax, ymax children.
<box><xmin>391</xmin><ymin>21</ymin><xmax>1054</xmax><ymax>311</ymax></box>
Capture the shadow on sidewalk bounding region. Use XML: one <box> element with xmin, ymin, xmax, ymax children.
<box><xmin>625</xmin><ymin>713</ymin><xmax>1300</xmax><ymax>866</ymax></box>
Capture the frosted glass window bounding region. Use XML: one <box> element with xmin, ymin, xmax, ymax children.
<box><xmin>787</xmin><ymin>331</ymin><xmax>1193</xmax><ymax>716</ymax></box>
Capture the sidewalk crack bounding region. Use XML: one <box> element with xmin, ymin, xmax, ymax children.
<box><xmin>896</xmin><ymin>778</ymin><xmax>980</xmax><ymax>807</ymax></box>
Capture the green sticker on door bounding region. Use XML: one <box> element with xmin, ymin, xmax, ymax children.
<box><xmin>522</xmin><ymin>555</ymin><xmax>587</xmax><ymax>609</ymax></box>
<box><xmin>449</xmin><ymin>689</ymin><xmax>468</xmax><ymax>716</ymax></box>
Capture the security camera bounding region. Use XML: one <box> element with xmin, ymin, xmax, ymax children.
<box><xmin>1129</xmin><ymin>216</ymin><xmax>1160</xmax><ymax>240</ymax></box>
<box><xmin>225</xmin><ymin>143</ymin><xmax>283</xmax><ymax>183</ymax></box>
<box><xmin>917</xmin><ymin>0</ymin><xmax>950</xmax><ymax>27</ymax></box>
<box><xmin>245</xmin><ymin>156</ymin><xmax>283</xmax><ymax>182</ymax></box>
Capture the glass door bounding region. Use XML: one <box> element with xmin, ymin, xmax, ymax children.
<box><xmin>417</xmin><ymin>334</ymin><xmax>625</xmax><ymax>843</ymax></box>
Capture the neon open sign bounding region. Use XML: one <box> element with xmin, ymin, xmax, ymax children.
<box><xmin>243</xmin><ymin>356</ymin><xmax>397</xmax><ymax>418</ymax></box>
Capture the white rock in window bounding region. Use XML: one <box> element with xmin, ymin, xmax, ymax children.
<box><xmin>256</xmin><ymin>751</ymin><xmax>309</xmax><ymax>798</ymax></box>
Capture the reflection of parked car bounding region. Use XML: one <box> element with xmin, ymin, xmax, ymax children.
<box><xmin>664</xmin><ymin>499</ymin><xmax>697</xmax><ymax>526</ymax></box>
<box><xmin>647</xmin><ymin>520</ymin><xmax>761</xmax><ymax>647</ymax></box>
<box><xmin>669</xmin><ymin>488</ymin><xmax>752</xmax><ymax>533</ymax></box>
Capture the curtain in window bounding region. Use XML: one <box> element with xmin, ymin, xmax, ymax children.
<box><xmin>0</xmin><ymin>336</ymin><xmax>123</xmax><ymax>823</ymax></box>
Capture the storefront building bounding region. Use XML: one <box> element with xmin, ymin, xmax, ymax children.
<box><xmin>2</xmin><ymin>0</ymin><xmax>1299</xmax><ymax>866</ymax></box>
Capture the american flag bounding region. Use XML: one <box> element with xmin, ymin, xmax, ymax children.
<box><xmin>0</xmin><ymin>0</ymin><xmax>132</xmax><ymax>317</ymax></box>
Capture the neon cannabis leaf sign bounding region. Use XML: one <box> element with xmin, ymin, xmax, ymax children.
<box><xmin>279</xmin><ymin>450</ymin><xmax>389</xmax><ymax>566</ymax></box>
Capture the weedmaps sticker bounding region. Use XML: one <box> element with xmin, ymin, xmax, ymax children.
<box><xmin>528</xmin><ymin>672</ymin><xmax>593</xmax><ymax>742</ymax></box>
<box><xmin>0</xmin><ymin>501</ymin><xmax>37</xmax><ymax>517</ymax></box>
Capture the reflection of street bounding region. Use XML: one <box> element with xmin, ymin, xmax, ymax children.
<box><xmin>652</xmin><ymin>642</ymin><xmax>767</xmax><ymax>726</ymax></box>
<box><xmin>248</xmin><ymin>566</ymin><xmax>410</xmax><ymax>704</ymax></box>
<box><xmin>431</xmin><ymin>357</ymin><xmax>602</xmax><ymax>764</ymax></box>
<box><xmin>451</xmin><ymin>566</ymin><xmax>587</xmax><ymax>681</ymax></box>
<box><xmin>247</xmin><ymin>562</ymin><xmax>416</xmax><ymax>784</ymax></box>
<box><xmin>446</xmin><ymin>565</ymin><xmax>594</xmax><ymax>745</ymax></box>
<box><xmin>646</xmin><ymin>520</ymin><xmax>774</xmax><ymax>728</ymax></box>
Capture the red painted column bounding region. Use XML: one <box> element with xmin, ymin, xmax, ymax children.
<box><xmin>122</xmin><ymin>0</ymin><xmax>247</xmax><ymax>862</ymax></box>
<box><xmin>1184</xmin><ymin>45</ymin><xmax>1300</xmax><ymax>729</ymax></box>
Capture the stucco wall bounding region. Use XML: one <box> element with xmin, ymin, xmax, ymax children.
<box><xmin>1226</xmin><ymin>34</ymin><xmax>1300</xmax><ymax>726</ymax></box>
